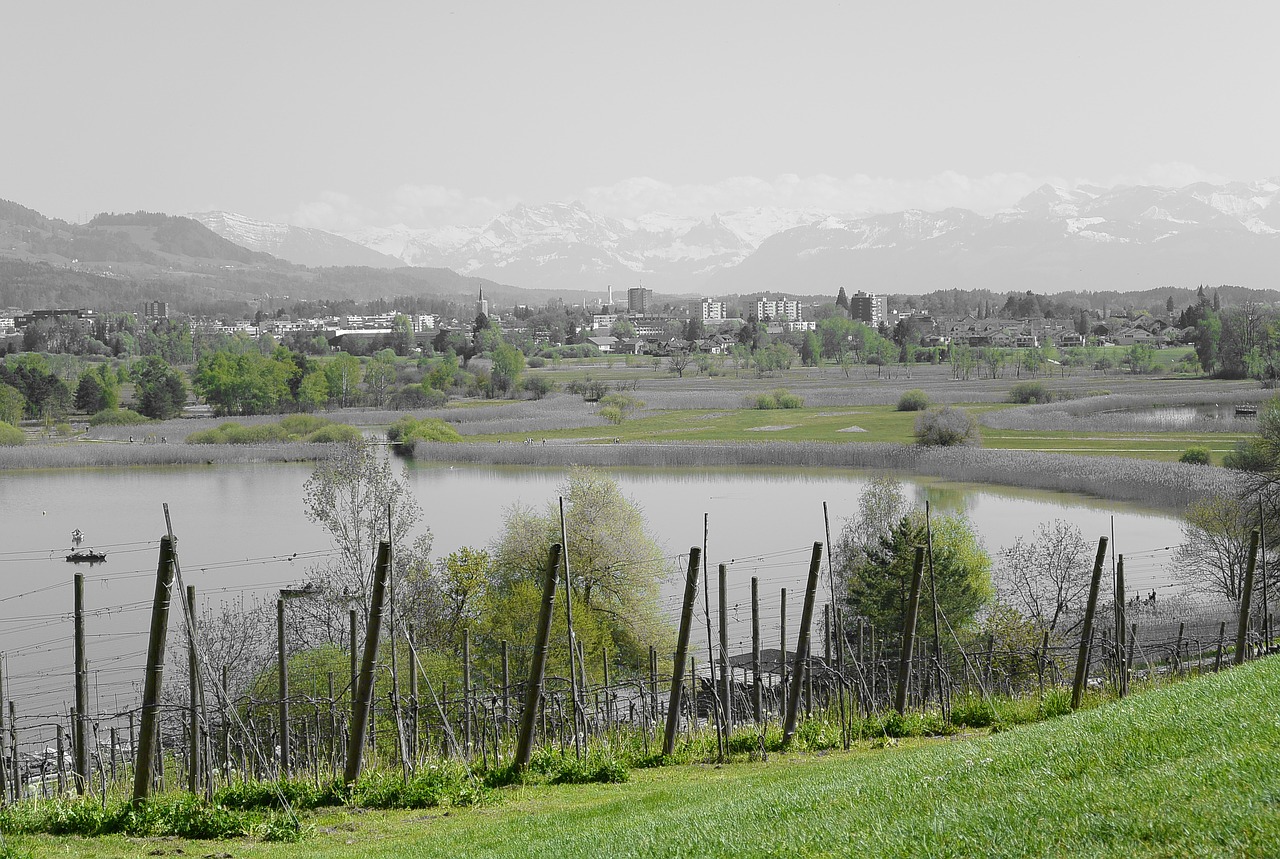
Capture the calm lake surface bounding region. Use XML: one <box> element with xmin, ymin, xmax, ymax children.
<box><xmin>0</xmin><ymin>461</ymin><xmax>1185</xmax><ymax>718</ymax></box>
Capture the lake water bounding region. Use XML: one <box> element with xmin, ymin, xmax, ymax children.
<box><xmin>0</xmin><ymin>461</ymin><xmax>1185</xmax><ymax>721</ymax></box>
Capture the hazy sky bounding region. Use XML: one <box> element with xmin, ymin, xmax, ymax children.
<box><xmin>4</xmin><ymin>1</ymin><xmax>1277</xmax><ymax>232</ymax></box>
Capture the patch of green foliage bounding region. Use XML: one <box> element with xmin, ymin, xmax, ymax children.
<box><xmin>1008</xmin><ymin>381</ymin><xmax>1053</xmax><ymax>404</ymax></box>
<box><xmin>1179</xmin><ymin>445</ymin><xmax>1212</xmax><ymax>465</ymax></box>
<box><xmin>0</xmin><ymin>421</ymin><xmax>22</xmax><ymax>446</ymax></box>
<box><xmin>386</xmin><ymin>416</ymin><xmax>463</xmax><ymax>447</ymax></box>
<box><xmin>914</xmin><ymin>405</ymin><xmax>981</xmax><ymax>446</ymax></box>
<box><xmin>753</xmin><ymin>388</ymin><xmax>804</xmax><ymax>409</ymax></box>
<box><xmin>187</xmin><ymin>415</ymin><xmax>361</xmax><ymax>444</ymax></box>
<box><xmin>896</xmin><ymin>389</ymin><xmax>930</xmax><ymax>411</ymax></box>
<box><xmin>0</xmin><ymin>794</ymin><xmax>303</xmax><ymax>842</ymax></box>
<box><xmin>89</xmin><ymin>407</ymin><xmax>148</xmax><ymax>425</ymax></box>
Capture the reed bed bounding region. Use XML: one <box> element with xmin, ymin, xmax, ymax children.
<box><xmin>983</xmin><ymin>387</ymin><xmax>1265</xmax><ymax>433</ymax></box>
<box><xmin>406</xmin><ymin>439</ymin><xmax>1242</xmax><ymax>512</ymax></box>
<box><xmin>0</xmin><ymin>441</ymin><xmax>337</xmax><ymax>470</ymax></box>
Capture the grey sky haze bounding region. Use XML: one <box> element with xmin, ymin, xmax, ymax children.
<box><xmin>4</xmin><ymin>0</ymin><xmax>1277</xmax><ymax>232</ymax></box>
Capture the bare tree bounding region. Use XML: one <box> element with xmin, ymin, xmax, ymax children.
<box><xmin>1173</xmin><ymin>495</ymin><xmax>1256</xmax><ymax>602</ymax></box>
<box><xmin>996</xmin><ymin>519</ymin><xmax>1092</xmax><ymax>634</ymax></box>
<box><xmin>299</xmin><ymin>440</ymin><xmax>434</xmax><ymax>645</ymax></box>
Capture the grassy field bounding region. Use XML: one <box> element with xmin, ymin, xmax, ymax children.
<box><xmin>18</xmin><ymin>655</ymin><xmax>1280</xmax><ymax>858</ymax></box>
<box><xmin>463</xmin><ymin>402</ymin><xmax>1253</xmax><ymax>463</ymax></box>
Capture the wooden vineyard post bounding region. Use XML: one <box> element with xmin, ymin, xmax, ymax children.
<box><xmin>718</xmin><ymin>564</ymin><xmax>732</xmax><ymax>739</ymax></box>
<box><xmin>1115</xmin><ymin>555</ymin><xmax>1127</xmax><ymax>697</ymax></box>
<box><xmin>277</xmin><ymin>597</ymin><xmax>289</xmax><ymax>778</ymax></box>
<box><xmin>188</xmin><ymin>585</ymin><xmax>201</xmax><ymax>794</ymax></box>
<box><xmin>514</xmin><ymin>544</ymin><xmax>562</xmax><ymax>773</ymax></box>
<box><xmin>782</xmin><ymin>543</ymin><xmax>823</xmax><ymax>747</ymax></box>
<box><xmin>73</xmin><ymin>572</ymin><xmax>89</xmax><ymax>795</ymax></box>
<box><xmin>1235</xmin><ymin>529</ymin><xmax>1261</xmax><ymax>666</ymax></box>
<box><xmin>133</xmin><ymin>536</ymin><xmax>176</xmax><ymax>803</ymax></box>
<box><xmin>751</xmin><ymin>576</ymin><xmax>762</xmax><ymax>723</ymax></box>
<box><xmin>662</xmin><ymin>549</ymin><xmax>702</xmax><ymax>757</ymax></box>
<box><xmin>349</xmin><ymin>608</ymin><xmax>358</xmax><ymax>725</ymax></box>
<box><xmin>344</xmin><ymin>542</ymin><xmax>390</xmax><ymax>785</ymax></box>
<box><xmin>779</xmin><ymin>588</ymin><xmax>788</xmax><ymax>718</ymax></box>
<box><xmin>893</xmin><ymin>547</ymin><xmax>926</xmax><ymax>716</ymax></box>
<box><xmin>1071</xmin><ymin>537</ymin><xmax>1108</xmax><ymax>710</ymax></box>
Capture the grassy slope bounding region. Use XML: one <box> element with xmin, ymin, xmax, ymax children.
<box><xmin>28</xmin><ymin>658</ymin><xmax>1280</xmax><ymax>858</ymax></box>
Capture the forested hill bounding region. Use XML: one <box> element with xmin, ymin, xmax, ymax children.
<box><xmin>0</xmin><ymin>199</ymin><xmax>531</xmax><ymax>312</ymax></box>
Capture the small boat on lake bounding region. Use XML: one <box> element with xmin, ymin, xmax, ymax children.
<box><xmin>1236</xmin><ymin>405</ymin><xmax>1258</xmax><ymax>416</ymax></box>
<box><xmin>65</xmin><ymin>549</ymin><xmax>106</xmax><ymax>564</ymax></box>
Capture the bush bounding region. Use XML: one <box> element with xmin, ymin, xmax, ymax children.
<box><xmin>278</xmin><ymin>414</ymin><xmax>331</xmax><ymax>436</ymax></box>
<box><xmin>1223</xmin><ymin>438</ymin><xmax>1273</xmax><ymax>472</ymax></box>
<box><xmin>304</xmin><ymin>424</ymin><xmax>363</xmax><ymax>443</ymax></box>
<box><xmin>752</xmin><ymin>388</ymin><xmax>804</xmax><ymax>410</ymax></box>
<box><xmin>1179</xmin><ymin>446</ymin><xmax>1212</xmax><ymax>465</ymax></box>
<box><xmin>897</xmin><ymin>389</ymin><xmax>930</xmax><ymax>411</ymax></box>
<box><xmin>387</xmin><ymin>416</ymin><xmax>463</xmax><ymax>447</ymax></box>
<box><xmin>522</xmin><ymin>375</ymin><xmax>555</xmax><ymax>400</ymax></box>
<box><xmin>1008</xmin><ymin>381</ymin><xmax>1051</xmax><ymax>404</ymax></box>
<box><xmin>0</xmin><ymin>421</ymin><xmax>23</xmax><ymax>446</ymax></box>
<box><xmin>526</xmin><ymin>356</ymin><xmax>546</xmax><ymax>368</ymax></box>
<box><xmin>914</xmin><ymin>406</ymin><xmax>981</xmax><ymax>446</ymax></box>
<box><xmin>89</xmin><ymin>407</ymin><xmax>148</xmax><ymax>426</ymax></box>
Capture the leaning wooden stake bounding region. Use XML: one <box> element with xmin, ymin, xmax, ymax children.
<box><xmin>188</xmin><ymin>585</ymin><xmax>201</xmax><ymax>794</ymax></box>
<box><xmin>1234</xmin><ymin>529</ymin><xmax>1261</xmax><ymax>666</ymax></box>
<box><xmin>662</xmin><ymin>548</ymin><xmax>702</xmax><ymax>757</ymax></box>
<box><xmin>344</xmin><ymin>541</ymin><xmax>390</xmax><ymax>785</ymax></box>
<box><xmin>1071</xmin><ymin>536</ymin><xmax>1109</xmax><ymax>710</ymax></box>
<box><xmin>277</xmin><ymin>597</ymin><xmax>289</xmax><ymax>778</ymax></box>
<box><xmin>893</xmin><ymin>547</ymin><xmax>926</xmax><ymax>716</ymax></box>
<box><xmin>133</xmin><ymin>536</ymin><xmax>176</xmax><ymax>803</ymax></box>
<box><xmin>514</xmin><ymin>544</ymin><xmax>562</xmax><ymax>773</ymax></box>
<box><xmin>783</xmin><ymin>542</ymin><xmax>824</xmax><ymax>746</ymax></box>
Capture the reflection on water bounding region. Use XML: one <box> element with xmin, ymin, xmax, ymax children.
<box><xmin>0</xmin><ymin>460</ymin><xmax>1185</xmax><ymax>716</ymax></box>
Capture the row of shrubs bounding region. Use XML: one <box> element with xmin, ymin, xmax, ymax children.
<box><xmin>752</xmin><ymin>388</ymin><xmax>804</xmax><ymax>409</ymax></box>
<box><xmin>187</xmin><ymin>415</ymin><xmax>362</xmax><ymax>445</ymax></box>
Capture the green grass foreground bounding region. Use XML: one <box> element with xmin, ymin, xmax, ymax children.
<box><xmin>19</xmin><ymin>657</ymin><xmax>1280</xmax><ymax>858</ymax></box>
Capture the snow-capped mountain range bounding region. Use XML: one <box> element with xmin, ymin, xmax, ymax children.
<box><xmin>192</xmin><ymin>178</ymin><xmax>1280</xmax><ymax>295</ymax></box>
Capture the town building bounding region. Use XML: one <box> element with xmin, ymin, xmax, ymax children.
<box><xmin>755</xmin><ymin>297</ymin><xmax>801</xmax><ymax>322</ymax></box>
<box><xmin>628</xmin><ymin>287</ymin><xmax>654</xmax><ymax>314</ymax></box>
<box><xmin>850</xmin><ymin>291</ymin><xmax>888</xmax><ymax>328</ymax></box>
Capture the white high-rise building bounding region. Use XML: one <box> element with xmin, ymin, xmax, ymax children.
<box><xmin>755</xmin><ymin>297</ymin><xmax>801</xmax><ymax>322</ymax></box>
<box><xmin>690</xmin><ymin>299</ymin><xmax>728</xmax><ymax>322</ymax></box>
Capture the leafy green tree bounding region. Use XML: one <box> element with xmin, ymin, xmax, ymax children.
<box><xmin>488</xmin><ymin>467</ymin><xmax>670</xmax><ymax>668</ymax></box>
<box><xmin>610</xmin><ymin>318</ymin><xmax>636</xmax><ymax>338</ymax></box>
<box><xmin>75</xmin><ymin>367</ymin><xmax>118</xmax><ymax>413</ymax></box>
<box><xmin>0</xmin><ymin>382</ymin><xmax>24</xmax><ymax>426</ymax></box>
<box><xmin>363</xmin><ymin>353</ymin><xmax>396</xmax><ymax>407</ymax></box>
<box><xmin>192</xmin><ymin>350</ymin><xmax>294</xmax><ymax>415</ymax></box>
<box><xmin>297</xmin><ymin>370</ymin><xmax>330</xmax><ymax>411</ymax></box>
<box><xmin>800</xmin><ymin>331</ymin><xmax>821</xmax><ymax>367</ymax></box>
<box><xmin>841</xmin><ymin>509</ymin><xmax>992</xmax><ymax>636</ymax></box>
<box><xmin>324</xmin><ymin>352</ymin><xmax>363</xmax><ymax>407</ymax></box>
<box><xmin>425</xmin><ymin>350</ymin><xmax>459</xmax><ymax>392</ymax></box>
<box><xmin>1195</xmin><ymin>312</ymin><xmax>1221</xmax><ymax>375</ymax></box>
<box><xmin>390</xmin><ymin>314</ymin><xmax>415</xmax><ymax>356</ymax></box>
<box><xmin>490</xmin><ymin>342</ymin><xmax>525</xmax><ymax>395</ymax></box>
<box><xmin>131</xmin><ymin>355</ymin><xmax>187</xmax><ymax>419</ymax></box>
